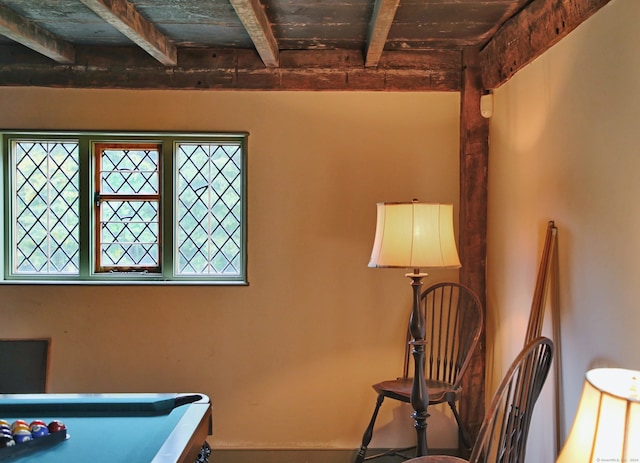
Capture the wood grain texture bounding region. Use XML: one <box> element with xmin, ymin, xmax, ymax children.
<box><xmin>365</xmin><ymin>0</ymin><xmax>400</xmax><ymax>67</ymax></box>
<box><xmin>229</xmin><ymin>0</ymin><xmax>279</xmax><ymax>67</ymax></box>
<box><xmin>0</xmin><ymin>0</ymin><xmax>611</xmax><ymax>89</ymax></box>
<box><xmin>0</xmin><ymin>46</ymin><xmax>462</xmax><ymax>91</ymax></box>
<box><xmin>458</xmin><ymin>46</ymin><xmax>488</xmax><ymax>450</ymax></box>
<box><xmin>79</xmin><ymin>0</ymin><xmax>177</xmax><ymax>65</ymax></box>
<box><xmin>480</xmin><ymin>0</ymin><xmax>614</xmax><ymax>89</ymax></box>
<box><xmin>0</xmin><ymin>3</ymin><xmax>74</xmax><ymax>63</ymax></box>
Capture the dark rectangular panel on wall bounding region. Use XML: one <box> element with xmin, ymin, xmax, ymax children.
<box><xmin>0</xmin><ymin>339</ymin><xmax>50</xmax><ymax>393</ymax></box>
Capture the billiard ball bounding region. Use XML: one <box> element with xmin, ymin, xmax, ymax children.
<box><xmin>0</xmin><ymin>419</ymin><xmax>9</xmax><ymax>427</ymax></box>
<box><xmin>12</xmin><ymin>424</ymin><xmax>30</xmax><ymax>435</ymax></box>
<box><xmin>0</xmin><ymin>424</ymin><xmax>10</xmax><ymax>434</ymax></box>
<box><xmin>47</xmin><ymin>420</ymin><xmax>66</xmax><ymax>433</ymax></box>
<box><xmin>30</xmin><ymin>424</ymin><xmax>50</xmax><ymax>438</ymax></box>
<box><xmin>11</xmin><ymin>420</ymin><xmax>28</xmax><ymax>431</ymax></box>
<box><xmin>29</xmin><ymin>420</ymin><xmax>46</xmax><ymax>428</ymax></box>
<box><xmin>13</xmin><ymin>429</ymin><xmax>32</xmax><ymax>444</ymax></box>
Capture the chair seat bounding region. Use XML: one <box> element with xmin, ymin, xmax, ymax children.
<box><xmin>373</xmin><ymin>378</ymin><xmax>460</xmax><ymax>404</ymax></box>
<box><xmin>406</xmin><ymin>457</ymin><xmax>468</xmax><ymax>463</ymax></box>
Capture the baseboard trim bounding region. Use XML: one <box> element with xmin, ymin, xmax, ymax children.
<box><xmin>211</xmin><ymin>448</ymin><xmax>460</xmax><ymax>463</ymax></box>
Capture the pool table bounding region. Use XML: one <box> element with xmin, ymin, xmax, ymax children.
<box><xmin>0</xmin><ymin>393</ymin><xmax>212</xmax><ymax>463</ymax></box>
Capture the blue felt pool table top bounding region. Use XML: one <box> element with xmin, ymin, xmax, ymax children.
<box><xmin>0</xmin><ymin>393</ymin><xmax>212</xmax><ymax>463</ymax></box>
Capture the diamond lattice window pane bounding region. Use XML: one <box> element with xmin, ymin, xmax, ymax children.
<box><xmin>101</xmin><ymin>148</ymin><xmax>159</xmax><ymax>195</ymax></box>
<box><xmin>12</xmin><ymin>141</ymin><xmax>80</xmax><ymax>274</ymax></box>
<box><xmin>96</xmin><ymin>145</ymin><xmax>161</xmax><ymax>271</ymax></box>
<box><xmin>176</xmin><ymin>143</ymin><xmax>242</xmax><ymax>275</ymax></box>
<box><xmin>99</xmin><ymin>200</ymin><xmax>160</xmax><ymax>267</ymax></box>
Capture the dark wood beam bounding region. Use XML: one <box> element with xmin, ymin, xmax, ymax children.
<box><xmin>365</xmin><ymin>0</ymin><xmax>401</xmax><ymax>68</ymax></box>
<box><xmin>0</xmin><ymin>46</ymin><xmax>462</xmax><ymax>91</ymax></box>
<box><xmin>0</xmin><ymin>3</ymin><xmax>74</xmax><ymax>64</ymax></box>
<box><xmin>228</xmin><ymin>0</ymin><xmax>279</xmax><ymax>68</ymax></box>
<box><xmin>458</xmin><ymin>46</ymin><xmax>488</xmax><ymax>451</ymax></box>
<box><xmin>472</xmin><ymin>0</ymin><xmax>530</xmax><ymax>49</ymax></box>
<box><xmin>78</xmin><ymin>0</ymin><xmax>177</xmax><ymax>66</ymax></box>
<box><xmin>480</xmin><ymin>0</ymin><xmax>614</xmax><ymax>89</ymax></box>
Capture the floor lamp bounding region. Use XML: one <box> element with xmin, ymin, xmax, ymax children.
<box><xmin>368</xmin><ymin>201</ymin><xmax>461</xmax><ymax>456</ymax></box>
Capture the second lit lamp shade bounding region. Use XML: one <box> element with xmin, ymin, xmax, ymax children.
<box><xmin>556</xmin><ymin>367</ymin><xmax>640</xmax><ymax>462</ymax></box>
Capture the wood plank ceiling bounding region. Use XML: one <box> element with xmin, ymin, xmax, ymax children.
<box><xmin>0</xmin><ymin>0</ymin><xmax>612</xmax><ymax>91</ymax></box>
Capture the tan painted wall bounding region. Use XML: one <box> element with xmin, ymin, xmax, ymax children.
<box><xmin>0</xmin><ymin>89</ymin><xmax>462</xmax><ymax>449</ymax></box>
<box><xmin>487</xmin><ymin>0</ymin><xmax>639</xmax><ymax>461</ymax></box>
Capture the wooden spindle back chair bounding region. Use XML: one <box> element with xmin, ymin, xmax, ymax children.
<box><xmin>403</xmin><ymin>336</ymin><xmax>554</xmax><ymax>463</ymax></box>
<box><xmin>355</xmin><ymin>282</ymin><xmax>483</xmax><ymax>462</ymax></box>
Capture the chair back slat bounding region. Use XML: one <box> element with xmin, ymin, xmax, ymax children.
<box><xmin>401</xmin><ymin>282</ymin><xmax>483</xmax><ymax>389</ymax></box>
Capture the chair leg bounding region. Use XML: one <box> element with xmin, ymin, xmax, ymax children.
<box><xmin>448</xmin><ymin>401</ymin><xmax>473</xmax><ymax>452</ymax></box>
<box><xmin>354</xmin><ymin>394</ymin><xmax>385</xmax><ymax>463</ymax></box>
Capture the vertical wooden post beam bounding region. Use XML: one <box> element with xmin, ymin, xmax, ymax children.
<box><xmin>458</xmin><ymin>46</ymin><xmax>488</xmax><ymax>454</ymax></box>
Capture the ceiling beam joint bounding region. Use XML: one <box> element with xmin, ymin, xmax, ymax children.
<box><xmin>0</xmin><ymin>3</ymin><xmax>74</xmax><ymax>64</ymax></box>
<box><xmin>79</xmin><ymin>0</ymin><xmax>177</xmax><ymax>66</ymax></box>
<box><xmin>229</xmin><ymin>0</ymin><xmax>279</xmax><ymax>68</ymax></box>
<box><xmin>365</xmin><ymin>0</ymin><xmax>400</xmax><ymax>68</ymax></box>
<box><xmin>480</xmin><ymin>0</ymin><xmax>614</xmax><ymax>89</ymax></box>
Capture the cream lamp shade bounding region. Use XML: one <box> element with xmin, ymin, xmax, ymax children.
<box><xmin>368</xmin><ymin>201</ymin><xmax>461</xmax><ymax>270</ymax></box>
<box><xmin>556</xmin><ymin>368</ymin><xmax>640</xmax><ymax>462</ymax></box>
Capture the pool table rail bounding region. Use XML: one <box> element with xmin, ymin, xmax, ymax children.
<box><xmin>152</xmin><ymin>396</ymin><xmax>212</xmax><ymax>463</ymax></box>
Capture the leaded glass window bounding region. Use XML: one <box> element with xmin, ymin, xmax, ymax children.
<box><xmin>2</xmin><ymin>132</ymin><xmax>247</xmax><ymax>284</ymax></box>
<box><xmin>94</xmin><ymin>143</ymin><xmax>161</xmax><ymax>273</ymax></box>
<box><xmin>176</xmin><ymin>143</ymin><xmax>242</xmax><ymax>276</ymax></box>
<box><xmin>12</xmin><ymin>140</ymin><xmax>80</xmax><ymax>275</ymax></box>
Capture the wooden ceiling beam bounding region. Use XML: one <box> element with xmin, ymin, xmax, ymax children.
<box><xmin>480</xmin><ymin>0</ymin><xmax>614</xmax><ymax>89</ymax></box>
<box><xmin>78</xmin><ymin>0</ymin><xmax>177</xmax><ymax>66</ymax></box>
<box><xmin>0</xmin><ymin>46</ymin><xmax>461</xmax><ymax>91</ymax></box>
<box><xmin>0</xmin><ymin>3</ymin><xmax>74</xmax><ymax>64</ymax></box>
<box><xmin>365</xmin><ymin>0</ymin><xmax>401</xmax><ymax>68</ymax></box>
<box><xmin>228</xmin><ymin>0</ymin><xmax>279</xmax><ymax>68</ymax></box>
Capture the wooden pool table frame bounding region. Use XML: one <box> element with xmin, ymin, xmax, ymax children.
<box><xmin>150</xmin><ymin>393</ymin><xmax>212</xmax><ymax>463</ymax></box>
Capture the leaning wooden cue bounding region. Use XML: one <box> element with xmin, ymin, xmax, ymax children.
<box><xmin>524</xmin><ymin>221</ymin><xmax>561</xmax><ymax>456</ymax></box>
